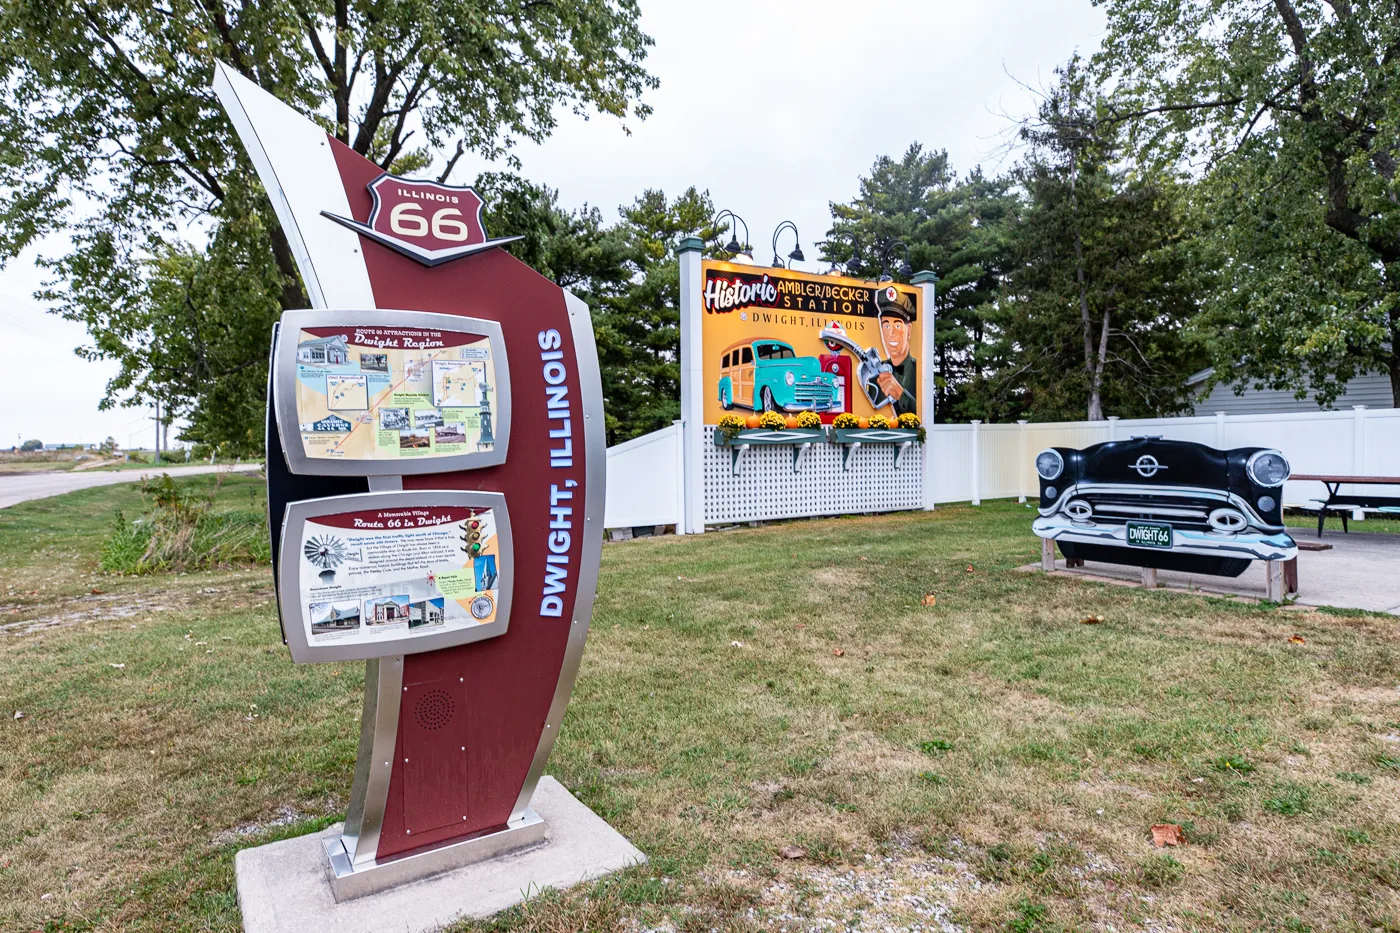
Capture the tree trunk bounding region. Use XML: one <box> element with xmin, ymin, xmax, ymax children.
<box><xmin>269</xmin><ymin>223</ymin><xmax>310</xmax><ymax>311</ymax></box>
<box><xmin>1072</xmin><ymin>227</ymin><xmax>1102</xmax><ymax>420</ymax></box>
<box><xmin>1088</xmin><ymin>309</ymin><xmax>1110</xmax><ymax>422</ymax></box>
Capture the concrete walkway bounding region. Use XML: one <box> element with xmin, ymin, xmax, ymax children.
<box><xmin>1033</xmin><ymin>530</ymin><xmax>1400</xmax><ymax>615</ymax></box>
<box><xmin>0</xmin><ymin>463</ymin><xmax>262</xmax><ymax>510</ymax></box>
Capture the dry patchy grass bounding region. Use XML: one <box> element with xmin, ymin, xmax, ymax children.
<box><xmin>1</xmin><ymin>486</ymin><xmax>1398</xmax><ymax>931</ymax></box>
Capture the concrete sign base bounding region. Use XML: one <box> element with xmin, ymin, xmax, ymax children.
<box><xmin>235</xmin><ymin>777</ymin><xmax>645</xmax><ymax>933</ymax></box>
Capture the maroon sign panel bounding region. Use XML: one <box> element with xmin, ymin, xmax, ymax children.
<box><xmin>328</xmin><ymin>142</ymin><xmax>596</xmax><ymax>859</ymax></box>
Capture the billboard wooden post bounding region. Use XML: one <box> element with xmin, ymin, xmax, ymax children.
<box><xmin>211</xmin><ymin>63</ymin><xmax>643</xmax><ymax>931</ymax></box>
<box><xmin>911</xmin><ymin>270</ymin><xmax>938</xmax><ymax>512</ymax></box>
<box><xmin>677</xmin><ymin>237</ymin><xmax>706</xmax><ymax>535</ymax></box>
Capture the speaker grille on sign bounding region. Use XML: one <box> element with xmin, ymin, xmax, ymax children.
<box><xmin>413</xmin><ymin>689</ymin><xmax>456</xmax><ymax>731</ymax></box>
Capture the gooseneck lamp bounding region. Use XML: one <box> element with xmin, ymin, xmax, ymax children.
<box><xmin>866</xmin><ymin>237</ymin><xmax>913</xmax><ymax>282</ymax></box>
<box><xmin>770</xmin><ymin>220</ymin><xmax>804</xmax><ymax>268</ymax></box>
<box><xmin>711</xmin><ymin>210</ymin><xmax>752</xmax><ymax>261</ymax></box>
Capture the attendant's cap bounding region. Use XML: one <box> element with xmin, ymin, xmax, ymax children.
<box><xmin>875</xmin><ymin>285</ymin><xmax>912</xmax><ymax>322</ymax></box>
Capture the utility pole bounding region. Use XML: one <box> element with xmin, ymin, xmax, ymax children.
<box><xmin>154</xmin><ymin>399</ymin><xmax>162</xmax><ymax>462</ymax></box>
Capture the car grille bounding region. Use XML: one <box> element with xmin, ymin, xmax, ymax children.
<box><xmin>793</xmin><ymin>382</ymin><xmax>834</xmax><ymax>405</ymax></box>
<box><xmin>1075</xmin><ymin>491</ymin><xmax>1221</xmax><ymax>531</ymax></box>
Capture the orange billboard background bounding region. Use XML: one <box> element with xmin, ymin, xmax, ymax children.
<box><xmin>699</xmin><ymin>260</ymin><xmax>923</xmax><ymax>425</ymax></box>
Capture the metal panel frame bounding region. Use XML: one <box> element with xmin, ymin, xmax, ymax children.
<box><xmin>338</xmin><ymin>655</ymin><xmax>403</xmax><ymax>872</ymax></box>
<box><xmin>324</xmin><ymin>805</ymin><xmax>546</xmax><ymax>901</ymax></box>
<box><xmin>508</xmin><ymin>289</ymin><xmax>607</xmax><ymax>822</ymax></box>
<box><xmin>274</xmin><ymin>308</ymin><xmax>511</xmax><ymax>476</ymax></box>
<box><xmin>276</xmin><ymin>489</ymin><xmax>514</xmax><ymax>664</ymax></box>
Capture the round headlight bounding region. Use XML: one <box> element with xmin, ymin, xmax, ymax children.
<box><xmin>1247</xmin><ymin>450</ymin><xmax>1290</xmax><ymax>487</ymax></box>
<box><xmin>784</xmin><ymin>371</ymin><xmax>795</xmax><ymax>387</ymax></box>
<box><xmin>1044</xmin><ymin>486</ymin><xmax>1058</xmax><ymax>499</ymax></box>
<box><xmin>1036</xmin><ymin>449</ymin><xmax>1064</xmax><ymax>481</ymax></box>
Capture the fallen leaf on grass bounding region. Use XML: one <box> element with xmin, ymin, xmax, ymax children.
<box><xmin>1151</xmin><ymin>823</ymin><xmax>1184</xmax><ymax>847</ymax></box>
<box><xmin>858</xmin><ymin>556</ymin><xmax>868</xmax><ymax>562</ymax></box>
<box><xmin>965</xmin><ymin>565</ymin><xmax>975</xmax><ymax>574</ymax></box>
<box><xmin>12</xmin><ymin>711</ymin><xmax>23</xmax><ymax>720</ymax></box>
<box><xmin>832</xmin><ymin>648</ymin><xmax>846</xmax><ymax>657</ymax></box>
<box><xmin>795</xmin><ymin>623</ymin><xmax>805</xmax><ymax>630</ymax></box>
<box><xmin>778</xmin><ymin>845</ymin><xmax>806</xmax><ymax>860</ymax></box>
<box><xmin>89</xmin><ymin>588</ymin><xmax>104</xmax><ymax>595</ymax></box>
<box><xmin>921</xmin><ymin>594</ymin><xmax>937</xmax><ymax>607</ymax></box>
<box><xmin>1288</xmin><ymin>634</ymin><xmax>1306</xmax><ymax>644</ymax></box>
<box><xmin>1080</xmin><ymin>615</ymin><xmax>1105</xmax><ymax>625</ymax></box>
<box><xmin>108</xmin><ymin>663</ymin><xmax>125</xmax><ymax>669</ymax></box>
<box><xmin>730</xmin><ymin>641</ymin><xmax>743</xmax><ymax>648</ymax></box>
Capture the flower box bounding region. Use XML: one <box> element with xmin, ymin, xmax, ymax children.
<box><xmin>713</xmin><ymin>427</ymin><xmax>825</xmax><ymax>475</ymax></box>
<box><xmin>827</xmin><ymin>427</ymin><xmax>922</xmax><ymax>470</ymax></box>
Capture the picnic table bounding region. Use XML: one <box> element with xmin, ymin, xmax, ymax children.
<box><xmin>1291</xmin><ymin>474</ymin><xmax>1400</xmax><ymax>537</ymax></box>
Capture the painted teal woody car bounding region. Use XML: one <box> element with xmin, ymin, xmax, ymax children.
<box><xmin>717</xmin><ymin>338</ymin><xmax>837</xmax><ymax>413</ymax></box>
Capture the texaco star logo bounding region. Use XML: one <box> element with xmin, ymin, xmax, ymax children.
<box><xmin>1131</xmin><ymin>455</ymin><xmax>1168</xmax><ymax>478</ymax></box>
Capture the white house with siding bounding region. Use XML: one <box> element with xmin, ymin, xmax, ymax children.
<box><xmin>1189</xmin><ymin>368</ymin><xmax>1393</xmax><ymax>415</ymax></box>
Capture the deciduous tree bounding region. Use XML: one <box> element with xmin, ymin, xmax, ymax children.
<box><xmin>0</xmin><ymin>0</ymin><xmax>657</xmax><ymax>452</ymax></box>
<box><xmin>1094</xmin><ymin>0</ymin><xmax>1400</xmax><ymax>407</ymax></box>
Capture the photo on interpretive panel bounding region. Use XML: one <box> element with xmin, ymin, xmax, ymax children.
<box><xmin>309</xmin><ymin>600</ymin><xmax>361</xmax><ymax>636</ymax></box>
<box><xmin>379</xmin><ymin>407</ymin><xmax>410</xmax><ymax>430</ymax></box>
<box><xmin>359</xmin><ymin>352</ymin><xmax>389</xmax><ymax>372</ymax></box>
<box><xmin>409</xmin><ymin>597</ymin><xmax>446</xmax><ymax>629</ymax></box>
<box><xmin>436</xmin><ymin>423</ymin><xmax>467</xmax><ymax>445</ymax></box>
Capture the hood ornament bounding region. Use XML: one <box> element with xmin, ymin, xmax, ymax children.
<box><xmin>1131</xmin><ymin>454</ymin><xmax>1168</xmax><ymax>478</ymax></box>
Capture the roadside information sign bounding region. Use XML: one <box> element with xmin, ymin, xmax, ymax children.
<box><xmin>213</xmin><ymin>61</ymin><xmax>605</xmax><ymax>896</ymax></box>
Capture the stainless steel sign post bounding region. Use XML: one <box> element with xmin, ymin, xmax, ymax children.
<box><xmin>213</xmin><ymin>63</ymin><xmax>610</xmax><ymax>905</ymax></box>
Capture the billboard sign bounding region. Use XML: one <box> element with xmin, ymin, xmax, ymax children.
<box><xmin>700</xmin><ymin>260</ymin><xmax>923</xmax><ymax>424</ymax></box>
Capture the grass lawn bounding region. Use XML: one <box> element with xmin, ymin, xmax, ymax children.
<box><xmin>2</xmin><ymin>479</ymin><xmax>1399</xmax><ymax>931</ymax></box>
<box><xmin>1284</xmin><ymin>509</ymin><xmax>1400</xmax><ymax>536</ymax></box>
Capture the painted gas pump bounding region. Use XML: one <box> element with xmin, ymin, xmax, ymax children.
<box><xmin>820</xmin><ymin>320</ymin><xmax>854</xmax><ymax>419</ymax></box>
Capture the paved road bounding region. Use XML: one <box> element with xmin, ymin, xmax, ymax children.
<box><xmin>0</xmin><ymin>463</ymin><xmax>262</xmax><ymax>509</ymax></box>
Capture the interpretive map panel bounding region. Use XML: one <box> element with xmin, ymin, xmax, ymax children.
<box><xmin>290</xmin><ymin>322</ymin><xmax>498</xmax><ymax>464</ymax></box>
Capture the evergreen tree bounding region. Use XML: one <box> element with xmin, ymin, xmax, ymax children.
<box><xmin>822</xmin><ymin>145</ymin><xmax>1018</xmax><ymax>422</ymax></box>
<box><xmin>996</xmin><ymin>61</ymin><xmax>1206</xmax><ymax>422</ymax></box>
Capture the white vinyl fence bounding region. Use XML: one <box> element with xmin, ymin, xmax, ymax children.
<box><xmin>603</xmin><ymin>407</ymin><xmax>1400</xmax><ymax>529</ymax></box>
<box><xmin>934</xmin><ymin>407</ymin><xmax>1400</xmax><ymax>509</ymax></box>
<box><xmin>604</xmin><ymin>421</ymin><xmax>684</xmax><ymax>529</ymax></box>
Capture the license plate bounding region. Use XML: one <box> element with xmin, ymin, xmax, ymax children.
<box><xmin>1126</xmin><ymin>521</ymin><xmax>1172</xmax><ymax>549</ymax></box>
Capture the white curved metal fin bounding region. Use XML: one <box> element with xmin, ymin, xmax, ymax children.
<box><xmin>210</xmin><ymin>62</ymin><xmax>375</xmax><ymax>310</ymax></box>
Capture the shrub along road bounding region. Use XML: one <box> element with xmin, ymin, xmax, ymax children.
<box><xmin>1</xmin><ymin>478</ymin><xmax>1397</xmax><ymax>931</ymax></box>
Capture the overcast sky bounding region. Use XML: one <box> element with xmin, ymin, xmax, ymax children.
<box><xmin>0</xmin><ymin>0</ymin><xmax>1105</xmax><ymax>448</ymax></box>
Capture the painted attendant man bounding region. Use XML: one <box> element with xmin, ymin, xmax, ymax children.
<box><xmin>867</xmin><ymin>286</ymin><xmax>917</xmax><ymax>417</ymax></box>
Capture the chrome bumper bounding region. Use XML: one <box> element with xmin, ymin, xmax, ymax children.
<box><xmin>1032</xmin><ymin>516</ymin><xmax>1297</xmax><ymax>562</ymax></box>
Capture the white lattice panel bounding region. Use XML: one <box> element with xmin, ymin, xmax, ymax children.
<box><xmin>702</xmin><ymin>426</ymin><xmax>923</xmax><ymax>525</ymax></box>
